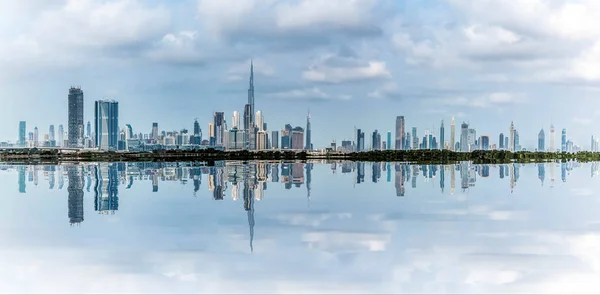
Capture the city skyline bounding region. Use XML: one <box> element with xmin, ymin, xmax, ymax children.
<box><xmin>2</xmin><ymin>1</ymin><xmax>600</xmax><ymax>148</ymax></box>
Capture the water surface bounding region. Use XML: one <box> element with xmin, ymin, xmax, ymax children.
<box><xmin>1</xmin><ymin>161</ymin><xmax>600</xmax><ymax>294</ymax></box>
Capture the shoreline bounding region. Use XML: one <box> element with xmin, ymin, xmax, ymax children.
<box><xmin>1</xmin><ymin>149</ymin><xmax>600</xmax><ymax>164</ymax></box>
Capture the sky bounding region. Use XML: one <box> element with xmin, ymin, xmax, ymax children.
<box><xmin>1</xmin><ymin>0</ymin><xmax>600</xmax><ymax>149</ymax></box>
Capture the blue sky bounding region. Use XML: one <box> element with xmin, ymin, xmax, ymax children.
<box><xmin>2</xmin><ymin>0</ymin><xmax>600</xmax><ymax>149</ymax></box>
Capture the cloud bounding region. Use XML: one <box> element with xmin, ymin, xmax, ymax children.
<box><xmin>440</xmin><ymin>92</ymin><xmax>528</xmax><ymax>109</ymax></box>
<box><xmin>368</xmin><ymin>83</ymin><xmax>399</xmax><ymax>99</ymax></box>
<box><xmin>196</xmin><ymin>0</ymin><xmax>383</xmax><ymax>49</ymax></box>
<box><xmin>572</xmin><ymin>118</ymin><xmax>593</xmax><ymax>126</ymax></box>
<box><xmin>265</xmin><ymin>87</ymin><xmax>351</xmax><ymax>102</ymax></box>
<box><xmin>146</xmin><ymin>31</ymin><xmax>204</xmax><ymax>66</ymax></box>
<box><xmin>302</xmin><ymin>52</ymin><xmax>391</xmax><ymax>84</ymax></box>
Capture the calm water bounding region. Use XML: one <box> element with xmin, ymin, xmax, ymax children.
<box><xmin>2</xmin><ymin>161</ymin><xmax>600</xmax><ymax>294</ymax></box>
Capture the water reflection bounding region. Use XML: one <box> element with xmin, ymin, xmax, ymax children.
<box><xmin>2</xmin><ymin>160</ymin><xmax>600</xmax><ymax>293</ymax></box>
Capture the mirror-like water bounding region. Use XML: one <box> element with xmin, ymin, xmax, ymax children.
<box><xmin>2</xmin><ymin>161</ymin><xmax>600</xmax><ymax>294</ymax></box>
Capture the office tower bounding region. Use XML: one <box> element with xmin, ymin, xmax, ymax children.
<box><xmin>561</xmin><ymin>128</ymin><xmax>567</xmax><ymax>152</ymax></box>
<box><xmin>450</xmin><ymin>117</ymin><xmax>456</xmax><ymax>151</ymax></box>
<box><xmin>94</xmin><ymin>100</ymin><xmax>119</xmax><ymax>151</ymax></box>
<box><xmin>395</xmin><ymin>116</ymin><xmax>405</xmax><ymax>150</ymax></box>
<box><xmin>58</xmin><ymin>125</ymin><xmax>64</xmax><ymax>147</ymax></box>
<box><xmin>213</xmin><ymin>112</ymin><xmax>225</xmax><ymax>146</ymax></box>
<box><xmin>125</xmin><ymin>124</ymin><xmax>134</xmax><ymax>139</ymax></box>
<box><xmin>94</xmin><ymin>164</ymin><xmax>119</xmax><ymax>214</ymax></box>
<box><xmin>18</xmin><ymin>121</ymin><xmax>26</xmax><ymax>147</ymax></box>
<box><xmin>281</xmin><ymin>124</ymin><xmax>292</xmax><ymax>149</ymax></box>
<box><xmin>406</xmin><ymin>132</ymin><xmax>411</xmax><ymax>150</ymax></box>
<box><xmin>460</xmin><ymin>122</ymin><xmax>468</xmax><ymax>152</ymax></box>
<box><xmin>272</xmin><ymin>131</ymin><xmax>279</xmax><ymax>149</ymax></box>
<box><xmin>538</xmin><ymin>129</ymin><xmax>545</xmax><ymax>151</ymax></box>
<box><xmin>356</xmin><ymin>128</ymin><xmax>365</xmax><ymax>152</ymax></box>
<box><xmin>440</xmin><ymin>120</ymin><xmax>445</xmax><ymax>150</ymax></box>
<box><xmin>67</xmin><ymin>166</ymin><xmax>84</xmax><ymax>225</ymax></box>
<box><xmin>481</xmin><ymin>135</ymin><xmax>490</xmax><ymax>150</ymax></box>
<box><xmin>291</xmin><ymin>127</ymin><xmax>305</xmax><ymax>150</ymax></box>
<box><xmin>499</xmin><ymin>133</ymin><xmax>504</xmax><ymax>149</ymax></box>
<box><xmin>467</xmin><ymin>128</ymin><xmax>476</xmax><ymax>151</ymax></box>
<box><xmin>305</xmin><ymin>112</ymin><xmax>312</xmax><ymax>150</ymax></box>
<box><xmin>33</xmin><ymin>127</ymin><xmax>39</xmax><ymax>147</ymax></box>
<box><xmin>257</xmin><ymin>130</ymin><xmax>268</xmax><ymax>150</ymax></box>
<box><xmin>248</xmin><ymin>60</ymin><xmax>255</xmax><ymax>129</ymax></box>
<box><xmin>509</xmin><ymin>121</ymin><xmax>515</xmax><ymax>152</ymax></box>
<box><xmin>151</xmin><ymin>123</ymin><xmax>159</xmax><ymax>140</ymax></box>
<box><xmin>85</xmin><ymin>121</ymin><xmax>91</xmax><ymax>139</ymax></box>
<box><xmin>387</xmin><ymin>131</ymin><xmax>392</xmax><ymax>150</ymax></box>
<box><xmin>428</xmin><ymin>133</ymin><xmax>433</xmax><ymax>149</ymax></box>
<box><xmin>412</xmin><ymin>127</ymin><xmax>418</xmax><ymax>150</ymax></box>
<box><xmin>232</xmin><ymin>111</ymin><xmax>240</xmax><ymax>129</ymax></box>
<box><xmin>68</xmin><ymin>87</ymin><xmax>84</xmax><ymax>147</ymax></box>
<box><xmin>549</xmin><ymin>124</ymin><xmax>555</xmax><ymax>151</ymax></box>
<box><xmin>49</xmin><ymin>125</ymin><xmax>55</xmax><ymax>141</ymax></box>
<box><xmin>514</xmin><ymin>130</ymin><xmax>520</xmax><ymax>151</ymax></box>
<box><xmin>255</xmin><ymin>111</ymin><xmax>264</xmax><ymax>131</ymax></box>
<box><xmin>372</xmin><ymin>130</ymin><xmax>381</xmax><ymax>150</ymax></box>
<box><xmin>208</xmin><ymin>122</ymin><xmax>215</xmax><ymax>146</ymax></box>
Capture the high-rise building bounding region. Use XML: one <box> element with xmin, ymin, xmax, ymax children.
<box><xmin>214</xmin><ymin>112</ymin><xmax>225</xmax><ymax>146</ymax></box>
<box><xmin>440</xmin><ymin>120</ymin><xmax>445</xmax><ymax>150</ymax></box>
<box><xmin>232</xmin><ymin>111</ymin><xmax>240</xmax><ymax>129</ymax></box>
<box><xmin>18</xmin><ymin>121</ymin><xmax>26</xmax><ymax>147</ymax></box>
<box><xmin>248</xmin><ymin>61</ymin><xmax>255</xmax><ymax>129</ymax></box>
<box><xmin>86</xmin><ymin>121</ymin><xmax>91</xmax><ymax>139</ymax></box>
<box><xmin>49</xmin><ymin>125</ymin><xmax>55</xmax><ymax>141</ymax></box>
<box><xmin>291</xmin><ymin>127</ymin><xmax>305</xmax><ymax>150</ymax></box>
<box><xmin>151</xmin><ymin>123</ymin><xmax>159</xmax><ymax>140</ymax></box>
<box><xmin>481</xmin><ymin>135</ymin><xmax>490</xmax><ymax>151</ymax></box>
<box><xmin>467</xmin><ymin>128</ymin><xmax>476</xmax><ymax>151</ymax></box>
<box><xmin>505</xmin><ymin>137</ymin><xmax>509</xmax><ymax>150</ymax></box>
<box><xmin>356</xmin><ymin>128</ymin><xmax>365</xmax><ymax>152</ymax></box>
<box><xmin>255</xmin><ymin>111</ymin><xmax>264</xmax><ymax>131</ymax></box>
<box><xmin>387</xmin><ymin>131</ymin><xmax>392</xmax><ymax>150</ymax></box>
<box><xmin>460</xmin><ymin>122</ymin><xmax>468</xmax><ymax>152</ymax></box>
<box><xmin>514</xmin><ymin>130</ymin><xmax>520</xmax><ymax>151</ymax></box>
<box><xmin>395</xmin><ymin>116</ymin><xmax>405</xmax><ymax>150</ymax></box>
<box><xmin>372</xmin><ymin>130</ymin><xmax>381</xmax><ymax>150</ymax></box>
<box><xmin>499</xmin><ymin>133</ymin><xmax>504</xmax><ymax>149</ymax></box>
<box><xmin>94</xmin><ymin>100</ymin><xmax>119</xmax><ymax>151</ymax></box>
<box><xmin>272</xmin><ymin>131</ymin><xmax>279</xmax><ymax>149</ymax></box>
<box><xmin>412</xmin><ymin>127</ymin><xmax>418</xmax><ymax>150</ymax></box>
<box><xmin>208</xmin><ymin>122</ymin><xmax>215</xmax><ymax>146</ymax></box>
<box><xmin>68</xmin><ymin>87</ymin><xmax>84</xmax><ymax>148</ymax></box>
<box><xmin>305</xmin><ymin>112</ymin><xmax>312</xmax><ymax>150</ymax></box>
<box><xmin>549</xmin><ymin>124</ymin><xmax>555</xmax><ymax>152</ymax></box>
<box><xmin>509</xmin><ymin>121</ymin><xmax>515</xmax><ymax>152</ymax></box>
<box><xmin>281</xmin><ymin>124</ymin><xmax>292</xmax><ymax>149</ymax></box>
<box><xmin>561</xmin><ymin>128</ymin><xmax>567</xmax><ymax>152</ymax></box>
<box><xmin>257</xmin><ymin>131</ymin><xmax>268</xmax><ymax>150</ymax></box>
<box><xmin>58</xmin><ymin>125</ymin><xmax>64</xmax><ymax>147</ymax></box>
<box><xmin>228</xmin><ymin>127</ymin><xmax>246</xmax><ymax>150</ymax></box>
<box><xmin>538</xmin><ymin>129</ymin><xmax>545</xmax><ymax>151</ymax></box>
<box><xmin>450</xmin><ymin>117</ymin><xmax>456</xmax><ymax>151</ymax></box>
<box><xmin>33</xmin><ymin>127</ymin><xmax>39</xmax><ymax>147</ymax></box>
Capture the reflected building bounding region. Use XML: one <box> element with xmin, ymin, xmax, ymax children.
<box><xmin>243</xmin><ymin>180</ymin><xmax>255</xmax><ymax>253</ymax></box>
<box><xmin>356</xmin><ymin>162</ymin><xmax>365</xmax><ymax>184</ymax></box>
<box><xmin>372</xmin><ymin>162</ymin><xmax>381</xmax><ymax>183</ymax></box>
<box><xmin>67</xmin><ymin>166</ymin><xmax>84</xmax><ymax>225</ymax></box>
<box><xmin>440</xmin><ymin>166</ymin><xmax>445</xmax><ymax>192</ymax></box>
<box><xmin>538</xmin><ymin>163</ymin><xmax>545</xmax><ymax>186</ymax></box>
<box><xmin>306</xmin><ymin>163</ymin><xmax>312</xmax><ymax>199</ymax></box>
<box><xmin>94</xmin><ymin>164</ymin><xmax>119</xmax><ymax>214</ymax></box>
<box><xmin>18</xmin><ymin>166</ymin><xmax>26</xmax><ymax>193</ymax></box>
<box><xmin>394</xmin><ymin>164</ymin><xmax>405</xmax><ymax>196</ymax></box>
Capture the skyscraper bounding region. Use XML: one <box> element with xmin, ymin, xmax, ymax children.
<box><xmin>440</xmin><ymin>120</ymin><xmax>445</xmax><ymax>150</ymax></box>
<box><xmin>94</xmin><ymin>100</ymin><xmax>119</xmax><ymax>151</ymax></box>
<box><xmin>395</xmin><ymin>116</ymin><xmax>405</xmax><ymax>150</ymax></box>
<box><xmin>58</xmin><ymin>125</ymin><xmax>64</xmax><ymax>147</ymax></box>
<box><xmin>305</xmin><ymin>112</ymin><xmax>312</xmax><ymax>150</ymax></box>
<box><xmin>514</xmin><ymin>130</ymin><xmax>520</xmax><ymax>151</ymax></box>
<box><xmin>412</xmin><ymin>127</ymin><xmax>418</xmax><ymax>150</ymax></box>
<box><xmin>68</xmin><ymin>87</ymin><xmax>84</xmax><ymax>148</ymax></box>
<box><xmin>18</xmin><ymin>121</ymin><xmax>26</xmax><ymax>147</ymax></box>
<box><xmin>291</xmin><ymin>127</ymin><xmax>305</xmax><ymax>150</ymax></box>
<box><xmin>33</xmin><ymin>127</ymin><xmax>39</xmax><ymax>147</ymax></box>
<box><xmin>86</xmin><ymin>121</ymin><xmax>91</xmax><ymax>138</ymax></box>
<box><xmin>232</xmin><ymin>111</ymin><xmax>240</xmax><ymax>129</ymax></box>
<box><xmin>387</xmin><ymin>131</ymin><xmax>392</xmax><ymax>150</ymax></box>
<box><xmin>509</xmin><ymin>121</ymin><xmax>515</xmax><ymax>152</ymax></box>
<box><xmin>450</xmin><ymin>117</ymin><xmax>456</xmax><ymax>151</ymax></box>
<box><xmin>561</xmin><ymin>128</ymin><xmax>567</xmax><ymax>152</ymax></box>
<box><xmin>460</xmin><ymin>122</ymin><xmax>468</xmax><ymax>152</ymax></box>
<box><xmin>499</xmin><ymin>133</ymin><xmax>504</xmax><ymax>149</ymax></box>
<box><xmin>255</xmin><ymin>111</ymin><xmax>264</xmax><ymax>131</ymax></box>
<box><xmin>481</xmin><ymin>135</ymin><xmax>490</xmax><ymax>150</ymax></box>
<box><xmin>151</xmin><ymin>123</ymin><xmax>159</xmax><ymax>140</ymax></box>
<box><xmin>372</xmin><ymin>130</ymin><xmax>381</xmax><ymax>150</ymax></box>
<box><xmin>549</xmin><ymin>124</ymin><xmax>555</xmax><ymax>152</ymax></box>
<box><xmin>214</xmin><ymin>112</ymin><xmax>225</xmax><ymax>146</ymax></box>
<box><xmin>272</xmin><ymin>131</ymin><xmax>279</xmax><ymax>149</ymax></box>
<box><xmin>248</xmin><ymin>60</ymin><xmax>255</xmax><ymax>131</ymax></box>
<box><xmin>357</xmin><ymin>128</ymin><xmax>365</xmax><ymax>152</ymax></box>
<box><xmin>538</xmin><ymin>129</ymin><xmax>545</xmax><ymax>151</ymax></box>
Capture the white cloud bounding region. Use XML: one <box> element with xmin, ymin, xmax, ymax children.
<box><xmin>440</xmin><ymin>92</ymin><xmax>528</xmax><ymax>109</ymax></box>
<box><xmin>147</xmin><ymin>31</ymin><xmax>204</xmax><ymax>65</ymax></box>
<box><xmin>275</xmin><ymin>0</ymin><xmax>377</xmax><ymax>31</ymax></box>
<box><xmin>303</xmin><ymin>53</ymin><xmax>391</xmax><ymax>83</ymax></box>
<box><xmin>368</xmin><ymin>82</ymin><xmax>399</xmax><ymax>99</ymax></box>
